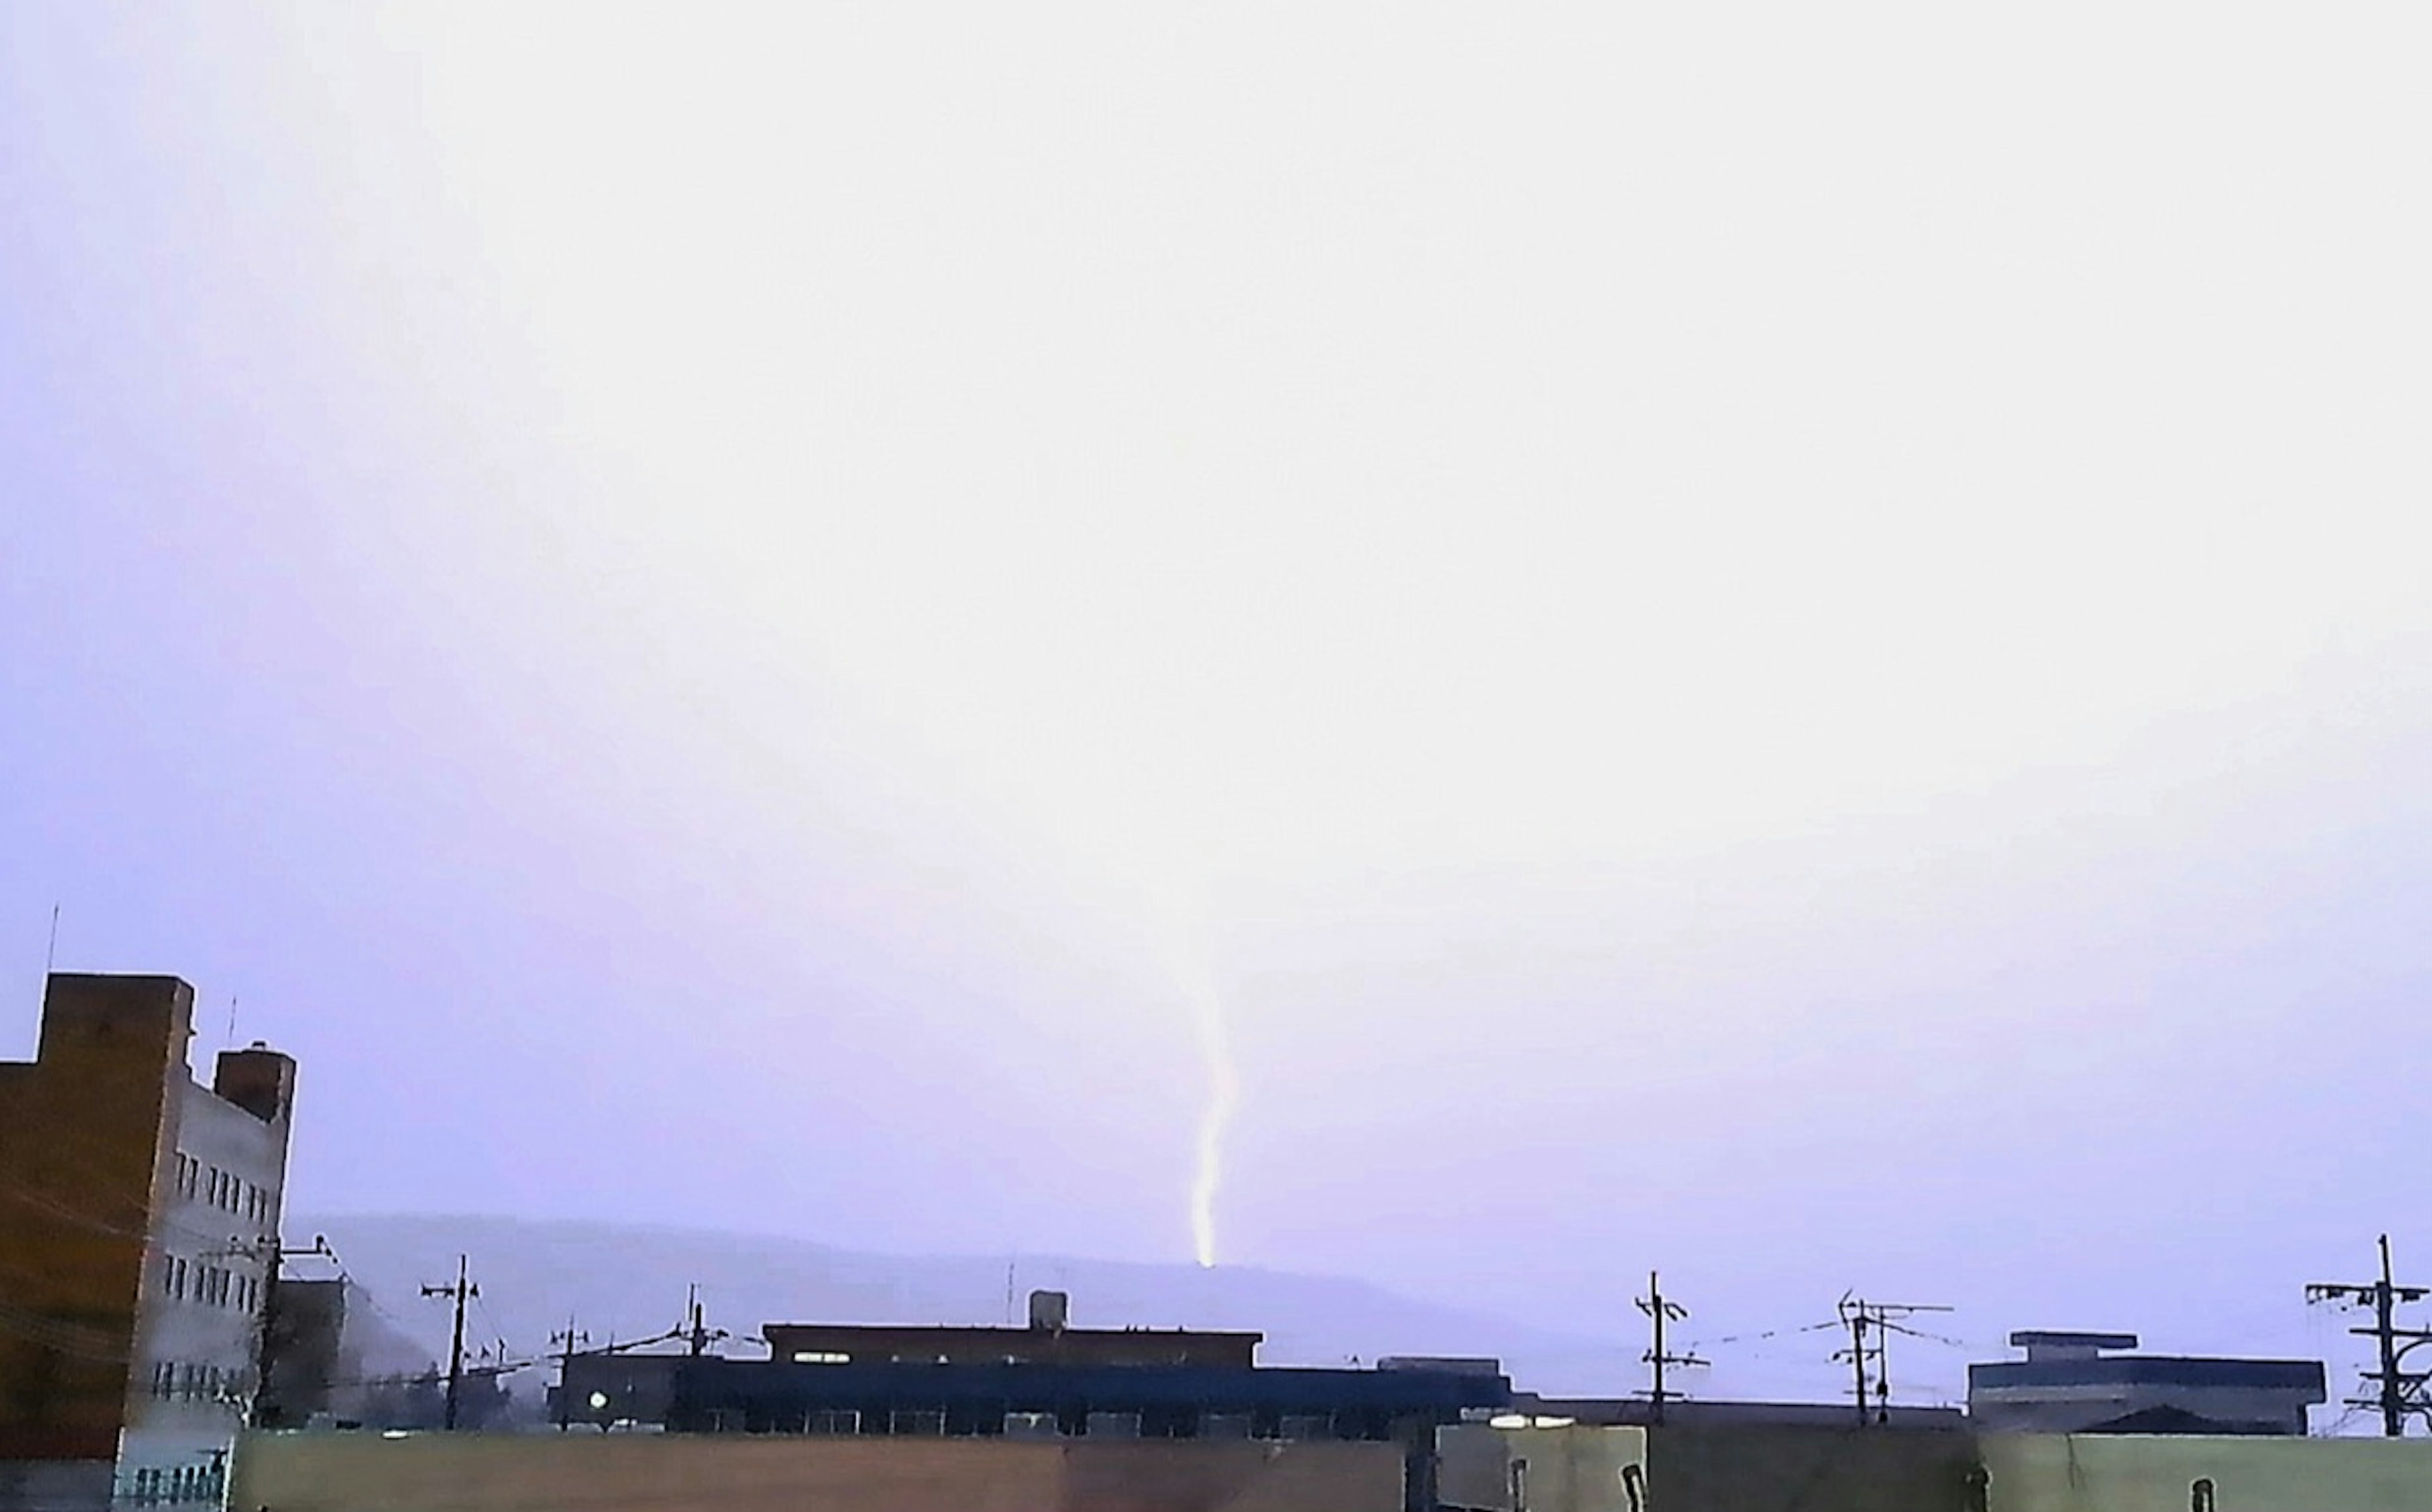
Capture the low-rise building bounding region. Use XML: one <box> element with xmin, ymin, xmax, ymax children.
<box><xmin>1967</xmin><ymin>1331</ymin><xmax>2325</xmax><ymax>1435</ymax></box>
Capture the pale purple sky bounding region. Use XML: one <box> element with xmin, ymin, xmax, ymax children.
<box><xmin>6</xmin><ymin>3</ymin><xmax>2431</xmax><ymax>1409</ymax></box>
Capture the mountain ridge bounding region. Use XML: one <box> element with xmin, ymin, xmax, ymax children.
<box><xmin>292</xmin><ymin>1212</ymin><xmax>1631</xmax><ymax>1395</ymax></box>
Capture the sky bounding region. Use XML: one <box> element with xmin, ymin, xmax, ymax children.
<box><xmin>4</xmin><ymin>1</ymin><xmax>2432</xmax><ymax>1411</ymax></box>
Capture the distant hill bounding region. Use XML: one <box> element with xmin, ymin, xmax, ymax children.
<box><xmin>293</xmin><ymin>1214</ymin><xmax>1632</xmax><ymax>1395</ymax></box>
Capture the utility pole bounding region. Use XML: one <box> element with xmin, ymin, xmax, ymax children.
<box><xmin>1833</xmin><ymin>1294</ymin><xmax>1951</xmax><ymax>1425</ymax></box>
<box><xmin>551</xmin><ymin>1314</ymin><xmax>589</xmax><ymax>1431</ymax></box>
<box><xmin>2308</xmin><ymin>1235</ymin><xmax>2432</xmax><ymax>1437</ymax></box>
<box><xmin>1635</xmin><ymin>1271</ymin><xmax>1704</xmax><ymax>1425</ymax></box>
<box><xmin>678</xmin><ymin>1284</ymin><xmax>727</xmax><ymax>1359</ymax></box>
<box><xmin>421</xmin><ymin>1255</ymin><xmax>478</xmax><ymax>1430</ymax></box>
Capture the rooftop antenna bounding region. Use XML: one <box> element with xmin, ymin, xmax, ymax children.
<box><xmin>225</xmin><ymin>992</ymin><xmax>239</xmax><ymax>1049</ymax></box>
<box><xmin>1005</xmin><ymin>1261</ymin><xmax>1016</xmax><ymax>1326</ymax></box>
<box><xmin>1833</xmin><ymin>1293</ymin><xmax>1953</xmax><ymax>1425</ymax></box>
<box><xmin>44</xmin><ymin>903</ymin><xmax>59</xmax><ymax>977</ymax></box>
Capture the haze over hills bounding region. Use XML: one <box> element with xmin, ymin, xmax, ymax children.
<box><xmin>296</xmin><ymin>1214</ymin><xmax>1642</xmax><ymax>1399</ymax></box>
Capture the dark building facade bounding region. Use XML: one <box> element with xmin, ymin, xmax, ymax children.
<box><xmin>1968</xmin><ymin>1331</ymin><xmax>2326</xmax><ymax>1435</ymax></box>
<box><xmin>760</xmin><ymin>1322</ymin><xmax>1262</xmax><ymax>1371</ymax></box>
<box><xmin>255</xmin><ymin>1278</ymin><xmax>346</xmax><ymax>1429</ymax></box>
<box><xmin>666</xmin><ymin>1356</ymin><xmax>1508</xmax><ymax>1512</ymax></box>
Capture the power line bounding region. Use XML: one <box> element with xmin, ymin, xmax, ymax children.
<box><xmin>2307</xmin><ymin>1233</ymin><xmax>2432</xmax><ymax>1438</ymax></box>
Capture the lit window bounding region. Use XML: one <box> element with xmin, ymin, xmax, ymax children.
<box><xmin>790</xmin><ymin>1351</ymin><xmax>852</xmax><ymax>1364</ymax></box>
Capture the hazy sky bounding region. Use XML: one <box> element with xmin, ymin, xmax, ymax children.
<box><xmin>6</xmin><ymin>3</ymin><xmax>2432</xmax><ymax>1409</ymax></box>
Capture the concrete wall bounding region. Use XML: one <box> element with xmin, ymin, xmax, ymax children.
<box><xmin>1647</xmin><ymin>1424</ymin><xmax>1982</xmax><ymax>1512</ymax></box>
<box><xmin>123</xmin><ymin>1071</ymin><xmax>292</xmax><ymax>1494</ymax></box>
<box><xmin>229</xmin><ymin>1432</ymin><xmax>1405</xmax><ymax>1512</ymax></box>
<box><xmin>1438</xmin><ymin>1422</ymin><xmax>1980</xmax><ymax>1512</ymax></box>
<box><xmin>1436</xmin><ymin>1424</ymin><xmax>1646</xmax><ymax>1511</ymax></box>
<box><xmin>1981</xmin><ymin>1433</ymin><xmax>2432</xmax><ymax>1512</ymax></box>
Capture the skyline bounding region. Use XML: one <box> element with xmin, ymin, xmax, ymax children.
<box><xmin>8</xmin><ymin>0</ymin><xmax>2432</xmax><ymax>1416</ymax></box>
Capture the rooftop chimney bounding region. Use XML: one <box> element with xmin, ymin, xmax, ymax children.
<box><xmin>213</xmin><ymin>1042</ymin><xmax>296</xmax><ymax>1124</ymax></box>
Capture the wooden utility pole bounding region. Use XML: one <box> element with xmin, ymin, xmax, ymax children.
<box><xmin>421</xmin><ymin>1255</ymin><xmax>478</xmax><ymax>1430</ymax></box>
<box><xmin>2308</xmin><ymin>1235</ymin><xmax>2432</xmax><ymax>1436</ymax></box>
<box><xmin>1635</xmin><ymin>1271</ymin><xmax>1704</xmax><ymax>1425</ymax></box>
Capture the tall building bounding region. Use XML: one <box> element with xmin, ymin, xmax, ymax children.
<box><xmin>0</xmin><ymin>974</ymin><xmax>298</xmax><ymax>1510</ymax></box>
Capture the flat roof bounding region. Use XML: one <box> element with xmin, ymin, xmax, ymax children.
<box><xmin>1970</xmin><ymin>1358</ymin><xmax>2326</xmax><ymax>1392</ymax></box>
<box><xmin>2010</xmin><ymin>1331</ymin><xmax>2139</xmax><ymax>1351</ymax></box>
<box><xmin>762</xmin><ymin>1323</ymin><xmax>1263</xmax><ymax>1340</ymax></box>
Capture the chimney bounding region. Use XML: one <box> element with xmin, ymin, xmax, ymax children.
<box><xmin>1027</xmin><ymin>1290</ymin><xmax>1069</xmax><ymax>1333</ymax></box>
<box><xmin>213</xmin><ymin>1041</ymin><xmax>297</xmax><ymax>1125</ymax></box>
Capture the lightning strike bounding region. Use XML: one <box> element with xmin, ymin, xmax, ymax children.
<box><xmin>1183</xmin><ymin>973</ymin><xmax>1240</xmax><ymax>1269</ymax></box>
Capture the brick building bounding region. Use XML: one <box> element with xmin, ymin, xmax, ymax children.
<box><xmin>0</xmin><ymin>974</ymin><xmax>298</xmax><ymax>1510</ymax></box>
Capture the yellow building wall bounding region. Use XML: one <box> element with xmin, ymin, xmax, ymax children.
<box><xmin>0</xmin><ymin>976</ymin><xmax>191</xmax><ymax>1463</ymax></box>
<box><xmin>1980</xmin><ymin>1433</ymin><xmax>2432</xmax><ymax>1512</ymax></box>
<box><xmin>229</xmin><ymin>1433</ymin><xmax>1406</xmax><ymax>1512</ymax></box>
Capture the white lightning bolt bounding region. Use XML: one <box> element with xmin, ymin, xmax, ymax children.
<box><xmin>1183</xmin><ymin>969</ymin><xmax>1240</xmax><ymax>1269</ymax></box>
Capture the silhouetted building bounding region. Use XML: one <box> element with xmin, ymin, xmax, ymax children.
<box><xmin>1967</xmin><ymin>1331</ymin><xmax>2326</xmax><ymax>1435</ymax></box>
<box><xmin>256</xmin><ymin>1278</ymin><xmax>346</xmax><ymax>1428</ymax></box>
<box><xmin>671</xmin><ymin>1356</ymin><xmax>1506</xmax><ymax>1512</ymax></box>
<box><xmin>1507</xmin><ymin>1394</ymin><xmax>1967</xmax><ymax>1431</ymax></box>
<box><xmin>0</xmin><ymin>974</ymin><xmax>298</xmax><ymax>1509</ymax></box>
<box><xmin>759</xmin><ymin>1319</ymin><xmax>1260</xmax><ymax>1370</ymax></box>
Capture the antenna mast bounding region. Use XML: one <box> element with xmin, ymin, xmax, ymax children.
<box><xmin>1833</xmin><ymin>1294</ymin><xmax>1952</xmax><ymax>1425</ymax></box>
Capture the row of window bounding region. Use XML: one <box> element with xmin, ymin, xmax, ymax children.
<box><xmin>126</xmin><ymin>1463</ymin><xmax>224</xmax><ymax>1506</ymax></box>
<box><xmin>170</xmin><ymin>1151</ymin><xmax>273</xmax><ymax>1222</ymax></box>
<box><xmin>160</xmin><ymin>1255</ymin><xmax>262</xmax><ymax>1312</ymax></box>
<box><xmin>145</xmin><ymin>1359</ymin><xmax>251</xmax><ymax>1403</ymax></box>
